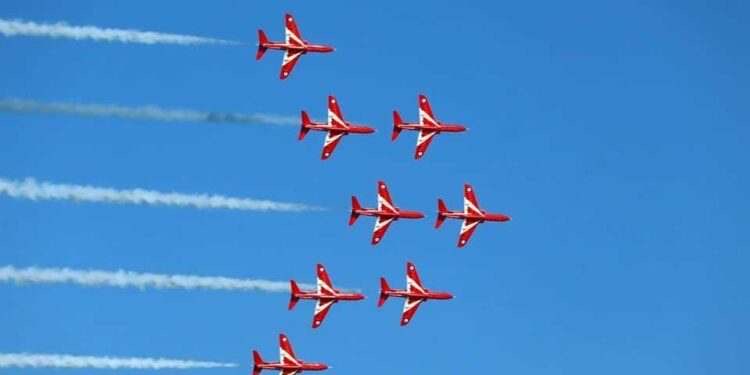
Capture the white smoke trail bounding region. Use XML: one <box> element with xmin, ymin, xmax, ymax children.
<box><xmin>0</xmin><ymin>18</ymin><xmax>239</xmax><ymax>46</ymax></box>
<box><xmin>0</xmin><ymin>177</ymin><xmax>323</xmax><ymax>212</ymax></box>
<box><xmin>0</xmin><ymin>265</ymin><xmax>315</xmax><ymax>293</ymax></box>
<box><xmin>0</xmin><ymin>353</ymin><xmax>236</xmax><ymax>369</ymax></box>
<box><xmin>0</xmin><ymin>98</ymin><xmax>297</xmax><ymax>127</ymax></box>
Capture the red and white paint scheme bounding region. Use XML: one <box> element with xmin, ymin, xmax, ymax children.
<box><xmin>299</xmin><ymin>96</ymin><xmax>375</xmax><ymax>160</ymax></box>
<box><xmin>392</xmin><ymin>94</ymin><xmax>467</xmax><ymax>159</ymax></box>
<box><xmin>378</xmin><ymin>262</ymin><xmax>453</xmax><ymax>326</ymax></box>
<box><xmin>288</xmin><ymin>263</ymin><xmax>365</xmax><ymax>329</ymax></box>
<box><xmin>256</xmin><ymin>13</ymin><xmax>334</xmax><ymax>80</ymax></box>
<box><xmin>252</xmin><ymin>334</ymin><xmax>329</xmax><ymax>375</ymax></box>
<box><xmin>436</xmin><ymin>184</ymin><xmax>511</xmax><ymax>248</ymax></box>
<box><xmin>349</xmin><ymin>181</ymin><xmax>425</xmax><ymax>245</ymax></box>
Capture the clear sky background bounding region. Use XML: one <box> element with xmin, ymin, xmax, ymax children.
<box><xmin>1</xmin><ymin>1</ymin><xmax>748</xmax><ymax>374</ymax></box>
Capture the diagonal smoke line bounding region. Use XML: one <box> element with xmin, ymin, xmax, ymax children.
<box><xmin>0</xmin><ymin>265</ymin><xmax>315</xmax><ymax>293</ymax></box>
<box><xmin>0</xmin><ymin>353</ymin><xmax>236</xmax><ymax>369</ymax></box>
<box><xmin>0</xmin><ymin>98</ymin><xmax>297</xmax><ymax>127</ymax></box>
<box><xmin>0</xmin><ymin>177</ymin><xmax>324</xmax><ymax>212</ymax></box>
<box><xmin>0</xmin><ymin>18</ymin><xmax>240</xmax><ymax>46</ymax></box>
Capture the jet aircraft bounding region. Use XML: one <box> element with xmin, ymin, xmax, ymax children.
<box><xmin>378</xmin><ymin>262</ymin><xmax>453</xmax><ymax>326</ymax></box>
<box><xmin>252</xmin><ymin>334</ymin><xmax>329</xmax><ymax>375</ymax></box>
<box><xmin>299</xmin><ymin>96</ymin><xmax>375</xmax><ymax>160</ymax></box>
<box><xmin>436</xmin><ymin>184</ymin><xmax>511</xmax><ymax>247</ymax></box>
<box><xmin>392</xmin><ymin>94</ymin><xmax>467</xmax><ymax>159</ymax></box>
<box><xmin>257</xmin><ymin>13</ymin><xmax>334</xmax><ymax>79</ymax></box>
<box><xmin>350</xmin><ymin>181</ymin><xmax>424</xmax><ymax>245</ymax></box>
<box><xmin>289</xmin><ymin>264</ymin><xmax>365</xmax><ymax>328</ymax></box>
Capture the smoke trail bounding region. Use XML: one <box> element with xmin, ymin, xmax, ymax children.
<box><xmin>0</xmin><ymin>265</ymin><xmax>315</xmax><ymax>293</ymax></box>
<box><xmin>0</xmin><ymin>177</ymin><xmax>323</xmax><ymax>212</ymax></box>
<box><xmin>0</xmin><ymin>98</ymin><xmax>297</xmax><ymax>127</ymax></box>
<box><xmin>0</xmin><ymin>353</ymin><xmax>236</xmax><ymax>369</ymax></box>
<box><xmin>0</xmin><ymin>18</ymin><xmax>239</xmax><ymax>46</ymax></box>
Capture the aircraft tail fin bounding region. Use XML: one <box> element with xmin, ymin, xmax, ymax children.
<box><xmin>378</xmin><ymin>277</ymin><xmax>391</xmax><ymax>307</ymax></box>
<box><xmin>299</xmin><ymin>111</ymin><xmax>312</xmax><ymax>140</ymax></box>
<box><xmin>256</xmin><ymin>30</ymin><xmax>269</xmax><ymax>60</ymax></box>
<box><xmin>252</xmin><ymin>350</ymin><xmax>264</xmax><ymax>375</ymax></box>
<box><xmin>436</xmin><ymin>198</ymin><xmax>448</xmax><ymax>229</ymax></box>
<box><xmin>391</xmin><ymin>111</ymin><xmax>404</xmax><ymax>140</ymax></box>
<box><xmin>288</xmin><ymin>280</ymin><xmax>301</xmax><ymax>310</ymax></box>
<box><xmin>349</xmin><ymin>196</ymin><xmax>362</xmax><ymax>225</ymax></box>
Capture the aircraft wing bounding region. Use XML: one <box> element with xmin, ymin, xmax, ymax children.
<box><xmin>463</xmin><ymin>184</ymin><xmax>482</xmax><ymax>215</ymax></box>
<box><xmin>418</xmin><ymin>94</ymin><xmax>438</xmax><ymax>126</ymax></box>
<box><xmin>400</xmin><ymin>296</ymin><xmax>425</xmax><ymax>326</ymax></box>
<box><xmin>321</xmin><ymin>130</ymin><xmax>345</xmax><ymax>160</ymax></box>
<box><xmin>415</xmin><ymin>128</ymin><xmax>438</xmax><ymax>159</ymax></box>
<box><xmin>280</xmin><ymin>50</ymin><xmax>304</xmax><ymax>80</ymax></box>
<box><xmin>281</xmin><ymin>370</ymin><xmax>299</xmax><ymax>375</ymax></box>
<box><xmin>312</xmin><ymin>299</ymin><xmax>335</xmax><ymax>329</ymax></box>
<box><xmin>279</xmin><ymin>334</ymin><xmax>300</xmax><ymax>366</ymax></box>
<box><xmin>376</xmin><ymin>181</ymin><xmax>397</xmax><ymax>213</ymax></box>
<box><xmin>372</xmin><ymin>216</ymin><xmax>395</xmax><ymax>245</ymax></box>
<box><xmin>327</xmin><ymin>96</ymin><xmax>348</xmax><ymax>129</ymax></box>
<box><xmin>284</xmin><ymin>13</ymin><xmax>304</xmax><ymax>46</ymax></box>
<box><xmin>316</xmin><ymin>264</ymin><xmax>336</xmax><ymax>296</ymax></box>
<box><xmin>458</xmin><ymin>218</ymin><xmax>481</xmax><ymax>247</ymax></box>
<box><xmin>406</xmin><ymin>262</ymin><xmax>425</xmax><ymax>293</ymax></box>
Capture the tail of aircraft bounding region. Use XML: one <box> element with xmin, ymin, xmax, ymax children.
<box><xmin>378</xmin><ymin>277</ymin><xmax>391</xmax><ymax>307</ymax></box>
<box><xmin>299</xmin><ymin>111</ymin><xmax>313</xmax><ymax>140</ymax></box>
<box><xmin>435</xmin><ymin>199</ymin><xmax>448</xmax><ymax>228</ymax></box>
<box><xmin>252</xmin><ymin>351</ymin><xmax>265</xmax><ymax>375</ymax></box>
<box><xmin>288</xmin><ymin>280</ymin><xmax>301</xmax><ymax>310</ymax></box>
<box><xmin>349</xmin><ymin>196</ymin><xmax>362</xmax><ymax>225</ymax></box>
<box><xmin>256</xmin><ymin>30</ymin><xmax>269</xmax><ymax>60</ymax></box>
<box><xmin>391</xmin><ymin>111</ymin><xmax>404</xmax><ymax>141</ymax></box>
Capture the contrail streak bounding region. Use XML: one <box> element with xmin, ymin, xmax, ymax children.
<box><xmin>0</xmin><ymin>98</ymin><xmax>297</xmax><ymax>127</ymax></box>
<box><xmin>0</xmin><ymin>18</ymin><xmax>239</xmax><ymax>46</ymax></box>
<box><xmin>0</xmin><ymin>353</ymin><xmax>236</xmax><ymax>369</ymax></box>
<box><xmin>0</xmin><ymin>177</ymin><xmax>323</xmax><ymax>212</ymax></box>
<box><xmin>0</xmin><ymin>265</ymin><xmax>314</xmax><ymax>293</ymax></box>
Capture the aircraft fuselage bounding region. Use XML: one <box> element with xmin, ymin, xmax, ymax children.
<box><xmin>261</xmin><ymin>41</ymin><xmax>334</xmax><ymax>54</ymax></box>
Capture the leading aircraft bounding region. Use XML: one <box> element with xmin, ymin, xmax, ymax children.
<box><xmin>289</xmin><ymin>264</ymin><xmax>365</xmax><ymax>328</ymax></box>
<box><xmin>350</xmin><ymin>181</ymin><xmax>424</xmax><ymax>245</ymax></box>
<box><xmin>252</xmin><ymin>334</ymin><xmax>329</xmax><ymax>375</ymax></box>
<box><xmin>378</xmin><ymin>262</ymin><xmax>453</xmax><ymax>326</ymax></box>
<box><xmin>256</xmin><ymin>13</ymin><xmax>334</xmax><ymax>80</ymax></box>
<box><xmin>299</xmin><ymin>96</ymin><xmax>375</xmax><ymax>160</ymax></box>
<box><xmin>392</xmin><ymin>94</ymin><xmax>467</xmax><ymax>159</ymax></box>
<box><xmin>436</xmin><ymin>184</ymin><xmax>511</xmax><ymax>247</ymax></box>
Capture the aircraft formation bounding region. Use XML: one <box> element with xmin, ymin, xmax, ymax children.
<box><xmin>250</xmin><ymin>13</ymin><xmax>512</xmax><ymax>374</ymax></box>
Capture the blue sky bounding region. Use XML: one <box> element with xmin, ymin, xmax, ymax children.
<box><xmin>1</xmin><ymin>1</ymin><xmax>748</xmax><ymax>374</ymax></box>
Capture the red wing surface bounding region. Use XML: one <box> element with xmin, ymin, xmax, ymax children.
<box><xmin>418</xmin><ymin>94</ymin><xmax>438</xmax><ymax>126</ymax></box>
<box><xmin>415</xmin><ymin>129</ymin><xmax>438</xmax><ymax>159</ymax></box>
<box><xmin>401</xmin><ymin>296</ymin><xmax>425</xmax><ymax>326</ymax></box>
<box><xmin>316</xmin><ymin>264</ymin><xmax>336</xmax><ymax>296</ymax></box>
<box><xmin>463</xmin><ymin>184</ymin><xmax>482</xmax><ymax>215</ymax></box>
<box><xmin>280</xmin><ymin>50</ymin><xmax>304</xmax><ymax>80</ymax></box>
<box><xmin>284</xmin><ymin>14</ymin><xmax>304</xmax><ymax>46</ymax></box>
<box><xmin>458</xmin><ymin>218</ymin><xmax>481</xmax><ymax>247</ymax></box>
<box><xmin>312</xmin><ymin>299</ymin><xmax>335</xmax><ymax>328</ymax></box>
<box><xmin>327</xmin><ymin>96</ymin><xmax>347</xmax><ymax>129</ymax></box>
<box><xmin>372</xmin><ymin>216</ymin><xmax>395</xmax><ymax>245</ymax></box>
<box><xmin>281</xmin><ymin>370</ymin><xmax>299</xmax><ymax>375</ymax></box>
<box><xmin>279</xmin><ymin>334</ymin><xmax>300</xmax><ymax>365</ymax></box>
<box><xmin>406</xmin><ymin>262</ymin><xmax>425</xmax><ymax>293</ymax></box>
<box><xmin>376</xmin><ymin>181</ymin><xmax>397</xmax><ymax>213</ymax></box>
<box><xmin>321</xmin><ymin>130</ymin><xmax>345</xmax><ymax>160</ymax></box>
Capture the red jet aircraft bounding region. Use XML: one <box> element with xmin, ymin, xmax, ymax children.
<box><xmin>252</xmin><ymin>334</ymin><xmax>328</xmax><ymax>375</ymax></box>
<box><xmin>378</xmin><ymin>262</ymin><xmax>453</xmax><ymax>326</ymax></box>
<box><xmin>289</xmin><ymin>263</ymin><xmax>365</xmax><ymax>329</ymax></box>
<box><xmin>299</xmin><ymin>96</ymin><xmax>375</xmax><ymax>160</ymax></box>
<box><xmin>350</xmin><ymin>181</ymin><xmax>424</xmax><ymax>245</ymax></box>
<box><xmin>436</xmin><ymin>184</ymin><xmax>511</xmax><ymax>247</ymax></box>
<box><xmin>392</xmin><ymin>94</ymin><xmax>467</xmax><ymax>159</ymax></box>
<box><xmin>256</xmin><ymin>13</ymin><xmax>334</xmax><ymax>80</ymax></box>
